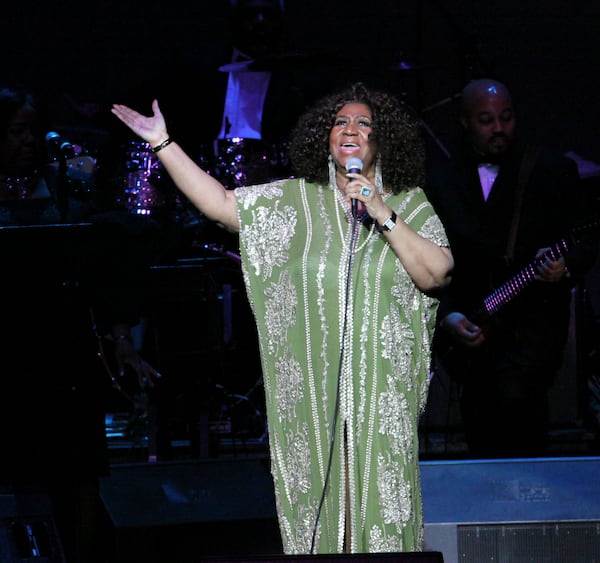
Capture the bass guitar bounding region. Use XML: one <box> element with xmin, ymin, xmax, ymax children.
<box><xmin>433</xmin><ymin>218</ymin><xmax>600</xmax><ymax>369</ymax></box>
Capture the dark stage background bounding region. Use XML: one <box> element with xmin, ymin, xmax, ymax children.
<box><xmin>4</xmin><ymin>0</ymin><xmax>600</xmax><ymax>451</ymax></box>
<box><xmin>4</xmin><ymin>0</ymin><xmax>600</xmax><ymax>164</ymax></box>
<box><xmin>4</xmin><ymin>0</ymin><xmax>600</xmax><ymax>448</ymax></box>
<box><xmin>4</xmin><ymin>3</ymin><xmax>600</xmax><ymax>561</ymax></box>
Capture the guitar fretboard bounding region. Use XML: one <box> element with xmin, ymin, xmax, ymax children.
<box><xmin>482</xmin><ymin>237</ymin><xmax>570</xmax><ymax>316</ymax></box>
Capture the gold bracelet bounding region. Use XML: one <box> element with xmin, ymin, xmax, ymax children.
<box><xmin>152</xmin><ymin>137</ymin><xmax>173</xmax><ymax>153</ymax></box>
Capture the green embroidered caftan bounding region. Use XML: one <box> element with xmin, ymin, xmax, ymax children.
<box><xmin>235</xmin><ymin>178</ymin><xmax>448</xmax><ymax>554</ymax></box>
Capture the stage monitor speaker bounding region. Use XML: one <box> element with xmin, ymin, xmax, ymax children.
<box><xmin>100</xmin><ymin>457</ymin><xmax>282</xmax><ymax>562</ymax></box>
<box><xmin>0</xmin><ymin>494</ymin><xmax>65</xmax><ymax>563</ymax></box>
<box><xmin>200</xmin><ymin>553</ymin><xmax>444</xmax><ymax>562</ymax></box>
<box><xmin>421</xmin><ymin>456</ymin><xmax>600</xmax><ymax>563</ymax></box>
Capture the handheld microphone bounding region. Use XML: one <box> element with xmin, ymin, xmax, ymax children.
<box><xmin>45</xmin><ymin>131</ymin><xmax>74</xmax><ymax>157</ymax></box>
<box><xmin>345</xmin><ymin>157</ymin><xmax>363</xmax><ymax>218</ymax></box>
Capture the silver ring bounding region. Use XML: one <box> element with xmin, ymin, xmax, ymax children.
<box><xmin>360</xmin><ymin>186</ymin><xmax>372</xmax><ymax>197</ymax></box>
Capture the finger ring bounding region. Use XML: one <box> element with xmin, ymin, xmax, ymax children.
<box><xmin>360</xmin><ymin>186</ymin><xmax>372</xmax><ymax>197</ymax></box>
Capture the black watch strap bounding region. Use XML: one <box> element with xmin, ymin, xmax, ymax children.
<box><xmin>381</xmin><ymin>210</ymin><xmax>397</xmax><ymax>232</ymax></box>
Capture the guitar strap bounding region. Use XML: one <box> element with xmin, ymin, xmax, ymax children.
<box><xmin>505</xmin><ymin>144</ymin><xmax>540</xmax><ymax>263</ymax></box>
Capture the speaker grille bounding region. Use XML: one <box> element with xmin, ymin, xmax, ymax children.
<box><xmin>457</xmin><ymin>522</ymin><xmax>600</xmax><ymax>562</ymax></box>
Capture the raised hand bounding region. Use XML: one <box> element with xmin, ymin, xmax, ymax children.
<box><xmin>111</xmin><ymin>99</ymin><xmax>168</xmax><ymax>147</ymax></box>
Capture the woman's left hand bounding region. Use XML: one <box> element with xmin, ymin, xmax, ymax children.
<box><xmin>345</xmin><ymin>172</ymin><xmax>389</xmax><ymax>223</ymax></box>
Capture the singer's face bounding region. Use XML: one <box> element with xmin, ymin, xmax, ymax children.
<box><xmin>329</xmin><ymin>103</ymin><xmax>376</xmax><ymax>173</ymax></box>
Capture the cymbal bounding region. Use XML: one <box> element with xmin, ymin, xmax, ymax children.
<box><xmin>219</xmin><ymin>61</ymin><xmax>255</xmax><ymax>72</ymax></box>
<box><xmin>389</xmin><ymin>59</ymin><xmax>440</xmax><ymax>72</ymax></box>
<box><xmin>219</xmin><ymin>51</ymin><xmax>314</xmax><ymax>72</ymax></box>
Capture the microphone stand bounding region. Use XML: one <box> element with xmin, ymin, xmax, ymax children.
<box><xmin>56</xmin><ymin>148</ymin><xmax>70</xmax><ymax>222</ymax></box>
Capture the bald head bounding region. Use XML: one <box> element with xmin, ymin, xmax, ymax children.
<box><xmin>460</xmin><ymin>79</ymin><xmax>516</xmax><ymax>162</ymax></box>
<box><xmin>461</xmin><ymin>79</ymin><xmax>512</xmax><ymax>116</ymax></box>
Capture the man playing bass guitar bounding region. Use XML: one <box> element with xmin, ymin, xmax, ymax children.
<box><xmin>424</xmin><ymin>78</ymin><xmax>598</xmax><ymax>458</ymax></box>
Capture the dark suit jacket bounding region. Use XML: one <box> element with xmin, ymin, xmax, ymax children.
<box><xmin>424</xmin><ymin>140</ymin><xmax>598</xmax><ymax>375</ymax></box>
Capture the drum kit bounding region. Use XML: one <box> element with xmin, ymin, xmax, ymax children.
<box><xmin>106</xmin><ymin>52</ymin><xmax>452</xmax><ymax>215</ymax></box>
<box><xmin>211</xmin><ymin>137</ymin><xmax>290</xmax><ymax>189</ymax></box>
<box><xmin>113</xmin><ymin>140</ymin><xmax>170</xmax><ymax>216</ymax></box>
<box><xmin>102</xmin><ymin>135</ymin><xmax>291</xmax><ymax>231</ymax></box>
<box><xmin>101</xmin><ymin>137</ymin><xmax>290</xmax><ymax>234</ymax></box>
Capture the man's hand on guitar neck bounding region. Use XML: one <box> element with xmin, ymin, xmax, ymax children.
<box><xmin>440</xmin><ymin>312</ymin><xmax>486</xmax><ymax>348</ymax></box>
<box><xmin>534</xmin><ymin>247</ymin><xmax>568</xmax><ymax>282</ymax></box>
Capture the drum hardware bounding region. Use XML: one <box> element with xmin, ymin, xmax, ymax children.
<box><xmin>64</xmin><ymin>155</ymin><xmax>97</xmax><ymax>201</ymax></box>
<box><xmin>113</xmin><ymin>141</ymin><xmax>171</xmax><ymax>216</ymax></box>
<box><xmin>212</xmin><ymin>137</ymin><xmax>290</xmax><ymax>189</ymax></box>
<box><xmin>421</xmin><ymin>92</ymin><xmax>462</xmax><ymax>113</ymax></box>
<box><xmin>218</xmin><ymin>50</ymin><xmax>314</xmax><ymax>73</ymax></box>
<box><xmin>90</xmin><ymin>308</ymin><xmax>134</xmax><ymax>405</ymax></box>
<box><xmin>195</xmin><ymin>241</ymin><xmax>241</xmax><ymax>263</ymax></box>
<box><xmin>45</xmin><ymin>135</ymin><xmax>98</xmax><ymax>203</ymax></box>
<box><xmin>212</xmin><ymin>137</ymin><xmax>270</xmax><ymax>189</ymax></box>
<box><xmin>210</xmin><ymin>379</ymin><xmax>266</xmax><ymax>442</ymax></box>
<box><xmin>389</xmin><ymin>58</ymin><xmax>441</xmax><ymax>72</ymax></box>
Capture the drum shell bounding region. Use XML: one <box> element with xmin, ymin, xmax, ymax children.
<box><xmin>110</xmin><ymin>141</ymin><xmax>179</xmax><ymax>218</ymax></box>
<box><xmin>212</xmin><ymin>138</ymin><xmax>290</xmax><ymax>189</ymax></box>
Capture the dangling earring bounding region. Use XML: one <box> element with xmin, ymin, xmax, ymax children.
<box><xmin>375</xmin><ymin>154</ymin><xmax>384</xmax><ymax>194</ymax></box>
<box><xmin>328</xmin><ymin>154</ymin><xmax>337</xmax><ymax>190</ymax></box>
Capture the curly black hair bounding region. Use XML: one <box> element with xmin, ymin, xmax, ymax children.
<box><xmin>0</xmin><ymin>86</ymin><xmax>49</xmax><ymax>136</ymax></box>
<box><xmin>287</xmin><ymin>82</ymin><xmax>424</xmax><ymax>194</ymax></box>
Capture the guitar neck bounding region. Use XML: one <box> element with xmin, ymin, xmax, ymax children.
<box><xmin>481</xmin><ymin>236</ymin><xmax>570</xmax><ymax>317</ymax></box>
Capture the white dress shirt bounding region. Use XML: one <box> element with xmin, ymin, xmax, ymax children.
<box><xmin>478</xmin><ymin>162</ymin><xmax>500</xmax><ymax>201</ymax></box>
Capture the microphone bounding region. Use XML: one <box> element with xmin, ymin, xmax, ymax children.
<box><xmin>345</xmin><ymin>157</ymin><xmax>363</xmax><ymax>218</ymax></box>
<box><xmin>45</xmin><ymin>131</ymin><xmax>74</xmax><ymax>157</ymax></box>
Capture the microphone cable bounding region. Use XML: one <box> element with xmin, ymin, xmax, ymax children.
<box><xmin>310</xmin><ymin>211</ymin><xmax>361</xmax><ymax>553</ymax></box>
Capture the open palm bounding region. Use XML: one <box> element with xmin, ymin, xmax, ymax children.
<box><xmin>111</xmin><ymin>99</ymin><xmax>167</xmax><ymax>145</ymax></box>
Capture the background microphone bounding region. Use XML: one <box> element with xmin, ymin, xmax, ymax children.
<box><xmin>345</xmin><ymin>157</ymin><xmax>363</xmax><ymax>218</ymax></box>
<box><xmin>45</xmin><ymin>131</ymin><xmax>74</xmax><ymax>157</ymax></box>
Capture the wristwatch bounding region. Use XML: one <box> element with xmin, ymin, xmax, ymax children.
<box><xmin>381</xmin><ymin>210</ymin><xmax>397</xmax><ymax>232</ymax></box>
